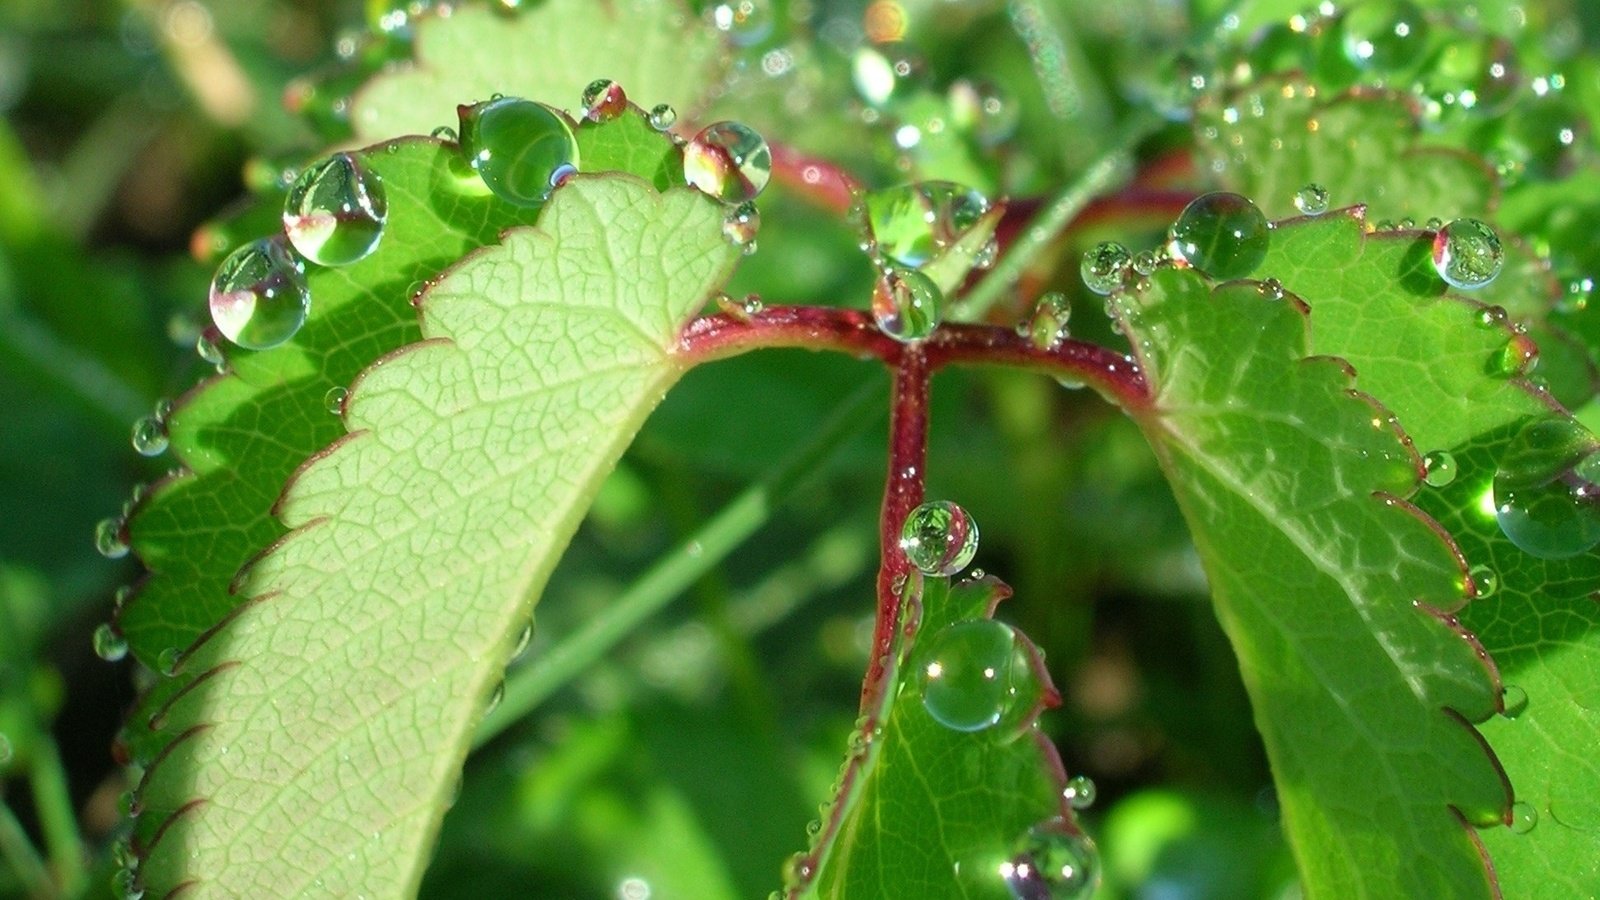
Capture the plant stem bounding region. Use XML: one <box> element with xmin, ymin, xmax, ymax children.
<box><xmin>0</xmin><ymin>797</ymin><xmax>56</xmax><ymax>900</ymax></box>
<box><xmin>769</xmin><ymin>141</ymin><xmax>862</xmax><ymax>216</ymax></box>
<box><xmin>861</xmin><ymin>347</ymin><xmax>929</xmax><ymax>711</ymax></box>
<box><xmin>28</xmin><ymin>736</ymin><xmax>84</xmax><ymax>897</ymax></box>
<box><xmin>473</xmin><ymin>380</ymin><xmax>883</xmax><ymax>747</ymax></box>
<box><xmin>959</xmin><ymin>113</ymin><xmax>1158</xmax><ymax>321</ymax></box>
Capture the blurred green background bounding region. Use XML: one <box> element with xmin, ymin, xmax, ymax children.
<box><xmin>0</xmin><ymin>0</ymin><xmax>1319</xmax><ymax>897</ymax></box>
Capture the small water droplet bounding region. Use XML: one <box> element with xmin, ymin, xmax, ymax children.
<box><xmin>282</xmin><ymin>153</ymin><xmax>388</xmax><ymax>267</ymax></box>
<box><xmin>157</xmin><ymin>647</ymin><xmax>184</xmax><ymax>677</ymax></box>
<box><xmin>1064</xmin><ymin>775</ymin><xmax>1096</xmax><ymax>810</ymax></box>
<box><xmin>1001</xmin><ymin>820</ymin><xmax>1100</xmax><ymax>899</ymax></box>
<box><xmin>918</xmin><ymin>619</ymin><xmax>1021</xmax><ymax>732</ymax></box>
<box><xmin>1169</xmin><ymin>191</ymin><xmax>1270</xmax><ymax>279</ymax></box>
<box><xmin>1477</xmin><ymin>305</ymin><xmax>1509</xmax><ymax>328</ymax></box>
<box><xmin>485</xmin><ymin>680</ymin><xmax>504</xmax><ymax>713</ymax></box>
<box><xmin>1294</xmin><ymin>182</ymin><xmax>1330</xmax><ymax>215</ymax></box>
<box><xmin>208</xmin><ymin>237</ymin><xmax>311</xmax><ymax>351</ymax></box>
<box><xmin>947</xmin><ymin>78</ymin><xmax>1019</xmax><ymax>147</ymax></box>
<box><xmin>1023</xmin><ymin>293</ymin><xmax>1072</xmax><ymax>351</ymax></box>
<box><xmin>1432</xmin><ymin>218</ymin><xmax>1503</xmax><ymax>290</ymax></box>
<box><xmin>1492</xmin><ymin>416</ymin><xmax>1600</xmax><ymax>559</ymax></box>
<box><xmin>513</xmin><ymin>618</ymin><xmax>535</xmax><ymax>657</ymax></box>
<box><xmin>740</xmin><ymin>294</ymin><xmax>764</xmax><ymax>316</ymax></box>
<box><xmin>1422</xmin><ymin>450</ymin><xmax>1457</xmax><ymax>487</ymax></box>
<box><xmin>1501</xmin><ymin>684</ymin><xmax>1529</xmax><ymax>718</ymax></box>
<box><xmin>195</xmin><ymin>329</ymin><xmax>225</xmax><ymax>368</ymax></box>
<box><xmin>851</xmin><ymin>42</ymin><xmax>925</xmax><ymax>109</ymax></box>
<box><xmin>130</xmin><ymin>415</ymin><xmax>169</xmax><ymax>457</ymax></box>
<box><xmin>710</xmin><ymin>0</ymin><xmax>772</xmax><ymax>47</ymax></box>
<box><xmin>580</xmin><ymin>78</ymin><xmax>628</xmax><ymax>122</ymax></box>
<box><xmin>900</xmin><ymin>500</ymin><xmax>979</xmax><ymax>576</ymax></box>
<box><xmin>683</xmin><ymin>121</ymin><xmax>771</xmax><ymax>204</ymax></box>
<box><xmin>872</xmin><ymin>266</ymin><xmax>943</xmax><ymax>343</ymax></box>
<box><xmin>324</xmin><ymin>386</ymin><xmax>349</xmax><ymax>415</ymax></box>
<box><xmin>1257</xmin><ymin>277</ymin><xmax>1285</xmax><ymax>300</ymax></box>
<box><xmin>646</xmin><ymin>103</ymin><xmax>677</xmax><ymax>131</ymax></box>
<box><xmin>722</xmin><ymin>201</ymin><xmax>760</xmax><ymax>250</ymax></box>
<box><xmin>1511</xmin><ymin>800</ymin><xmax>1538</xmax><ymax>833</ymax></box>
<box><xmin>458</xmin><ymin>97</ymin><xmax>580</xmax><ymax>207</ymax></box>
<box><xmin>95</xmin><ymin>517</ymin><xmax>129</xmax><ymax>559</ymax></box>
<box><xmin>1131</xmin><ymin>250</ymin><xmax>1159</xmax><ymax>276</ymax></box>
<box><xmin>94</xmin><ymin>623</ymin><xmax>129</xmax><ymax>662</ymax></box>
<box><xmin>1081</xmin><ymin>241</ymin><xmax>1132</xmax><ymax>295</ymax></box>
<box><xmin>862</xmin><ymin>181</ymin><xmax>991</xmax><ymax>269</ymax></box>
<box><xmin>429</xmin><ymin>125</ymin><xmax>458</xmax><ymax>142</ymax></box>
<box><xmin>1468</xmin><ymin>563</ymin><xmax>1498</xmax><ymax>598</ymax></box>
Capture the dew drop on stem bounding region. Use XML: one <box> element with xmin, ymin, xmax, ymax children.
<box><xmin>900</xmin><ymin>500</ymin><xmax>979</xmax><ymax>575</ymax></box>
<box><xmin>872</xmin><ymin>266</ymin><xmax>942</xmax><ymax>343</ymax></box>
<box><xmin>1022</xmin><ymin>293</ymin><xmax>1071</xmax><ymax>351</ymax></box>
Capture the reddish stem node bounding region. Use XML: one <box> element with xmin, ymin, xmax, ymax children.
<box><xmin>768</xmin><ymin>141</ymin><xmax>862</xmax><ymax>216</ymax></box>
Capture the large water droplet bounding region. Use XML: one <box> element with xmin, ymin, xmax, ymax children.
<box><xmin>208</xmin><ymin>237</ymin><xmax>311</xmax><ymax>351</ymax></box>
<box><xmin>95</xmin><ymin>517</ymin><xmax>129</xmax><ymax>559</ymax></box>
<box><xmin>1081</xmin><ymin>241</ymin><xmax>1131</xmax><ymax>295</ymax></box>
<box><xmin>900</xmin><ymin>500</ymin><xmax>979</xmax><ymax>575</ymax></box>
<box><xmin>1432</xmin><ymin>219</ymin><xmax>1503</xmax><ymax>290</ymax></box>
<box><xmin>1422</xmin><ymin>449</ymin><xmax>1457</xmax><ymax>487</ymax></box>
<box><xmin>130</xmin><ymin>414</ymin><xmax>168</xmax><ymax>457</ymax></box>
<box><xmin>863</xmin><ymin>181</ymin><xmax>991</xmax><ymax>269</ymax></box>
<box><xmin>851</xmin><ymin>42</ymin><xmax>925</xmax><ymax>109</ymax></box>
<box><xmin>94</xmin><ymin>624</ymin><xmax>129</xmax><ymax>662</ymax></box>
<box><xmin>580</xmin><ymin>79</ymin><xmax>628</xmax><ymax>122</ymax></box>
<box><xmin>710</xmin><ymin>0</ymin><xmax>772</xmax><ymax>47</ymax></box>
<box><xmin>872</xmin><ymin>266</ymin><xmax>943</xmax><ymax>343</ymax></box>
<box><xmin>282</xmin><ymin>153</ymin><xmax>388</xmax><ymax>266</ymax></box>
<box><xmin>1293</xmin><ymin>182</ymin><xmax>1330</xmax><ymax>215</ymax></box>
<box><xmin>1168</xmin><ymin>192</ymin><xmax>1270</xmax><ymax>279</ymax></box>
<box><xmin>1339</xmin><ymin>1</ymin><xmax>1430</xmax><ymax>74</ymax></box>
<box><xmin>1492</xmin><ymin>416</ymin><xmax>1600</xmax><ymax>559</ymax></box>
<box><xmin>458</xmin><ymin>97</ymin><xmax>580</xmax><ymax>207</ymax></box>
<box><xmin>684</xmin><ymin>121</ymin><xmax>771</xmax><ymax>204</ymax></box>
<box><xmin>917</xmin><ymin>619</ymin><xmax>1021</xmax><ymax>732</ymax></box>
<box><xmin>1001</xmin><ymin>820</ymin><xmax>1100</xmax><ymax>900</ymax></box>
<box><xmin>1023</xmin><ymin>293</ymin><xmax>1071</xmax><ymax>351</ymax></box>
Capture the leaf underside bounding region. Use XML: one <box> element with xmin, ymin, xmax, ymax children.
<box><xmin>1113</xmin><ymin>260</ymin><xmax>1508</xmax><ymax>898</ymax></box>
<box><xmin>130</xmin><ymin>175</ymin><xmax>737</xmax><ymax>897</ymax></box>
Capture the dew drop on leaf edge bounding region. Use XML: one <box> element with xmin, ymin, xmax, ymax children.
<box><xmin>458</xmin><ymin>97</ymin><xmax>580</xmax><ymax>207</ymax></box>
<box><xmin>1293</xmin><ymin>182</ymin><xmax>1330</xmax><ymax>215</ymax></box>
<box><xmin>1422</xmin><ymin>449</ymin><xmax>1457</xmax><ymax>487</ymax></box>
<box><xmin>1169</xmin><ymin>192</ymin><xmax>1270</xmax><ymax>280</ymax></box>
<box><xmin>282</xmin><ymin>152</ymin><xmax>389</xmax><ymax>267</ymax></box>
<box><xmin>207</xmin><ymin>236</ymin><xmax>312</xmax><ymax>351</ymax></box>
<box><xmin>917</xmin><ymin>619</ymin><xmax>1020</xmax><ymax>732</ymax></box>
<box><xmin>1064</xmin><ymin>775</ymin><xmax>1096</xmax><ymax>810</ymax></box>
<box><xmin>1501</xmin><ymin>683</ymin><xmax>1528</xmax><ymax>718</ymax></box>
<box><xmin>1081</xmin><ymin>241</ymin><xmax>1131</xmax><ymax>295</ymax></box>
<box><xmin>899</xmin><ymin>500</ymin><xmax>979</xmax><ymax>575</ymax></box>
<box><xmin>94</xmin><ymin>623</ymin><xmax>129</xmax><ymax>662</ymax></box>
<box><xmin>580</xmin><ymin>79</ymin><xmax>628</xmax><ymax>122</ymax></box>
<box><xmin>1001</xmin><ymin>819</ymin><xmax>1100</xmax><ymax>900</ymax></box>
<box><xmin>646</xmin><ymin>104</ymin><xmax>677</xmax><ymax>131</ymax></box>
<box><xmin>130</xmin><ymin>415</ymin><xmax>168</xmax><ymax>457</ymax></box>
<box><xmin>1492</xmin><ymin>416</ymin><xmax>1600</xmax><ymax>559</ymax></box>
<box><xmin>95</xmin><ymin>517</ymin><xmax>128</xmax><ymax>559</ymax></box>
<box><xmin>1432</xmin><ymin>218</ymin><xmax>1504</xmax><ymax>290</ymax></box>
<box><xmin>1511</xmin><ymin>800</ymin><xmax>1538</xmax><ymax>834</ymax></box>
<box><xmin>683</xmin><ymin>121</ymin><xmax>771</xmax><ymax>204</ymax></box>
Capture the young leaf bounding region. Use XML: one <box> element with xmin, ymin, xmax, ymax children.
<box><xmin>1112</xmin><ymin>265</ymin><xmax>1508</xmax><ymax>897</ymax></box>
<box><xmin>351</xmin><ymin>0</ymin><xmax>724</xmax><ymax>143</ymax></box>
<box><xmin>128</xmin><ymin>175</ymin><xmax>738</xmax><ymax>897</ymax></box>
<box><xmin>1258</xmin><ymin>212</ymin><xmax>1600</xmax><ymax>897</ymax></box>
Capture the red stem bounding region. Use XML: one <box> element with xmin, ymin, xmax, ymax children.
<box><xmin>769</xmin><ymin>141</ymin><xmax>862</xmax><ymax>216</ymax></box>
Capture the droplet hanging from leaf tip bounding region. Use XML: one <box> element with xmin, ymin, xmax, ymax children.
<box><xmin>283</xmin><ymin>153</ymin><xmax>388</xmax><ymax>267</ymax></box>
<box><xmin>208</xmin><ymin>237</ymin><xmax>312</xmax><ymax>351</ymax></box>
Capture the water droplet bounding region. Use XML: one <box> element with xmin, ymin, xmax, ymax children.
<box><xmin>1001</xmin><ymin>820</ymin><xmax>1100</xmax><ymax>899</ymax></box>
<box><xmin>862</xmin><ymin>181</ymin><xmax>991</xmax><ymax>269</ymax></box>
<box><xmin>684</xmin><ymin>121</ymin><xmax>771</xmax><ymax>204</ymax></box>
<box><xmin>513</xmin><ymin>618</ymin><xmax>535</xmax><ymax>657</ymax></box>
<box><xmin>130</xmin><ymin>415</ymin><xmax>168</xmax><ymax>457</ymax></box>
<box><xmin>1432</xmin><ymin>218</ymin><xmax>1503</xmax><ymax>290</ymax></box>
<box><xmin>1080</xmin><ymin>241</ymin><xmax>1132</xmax><ymax>295</ymax></box>
<box><xmin>1339</xmin><ymin>0</ymin><xmax>1429</xmax><ymax>74</ymax></box>
<box><xmin>208</xmin><ymin>237</ymin><xmax>311</xmax><ymax>351</ymax></box>
<box><xmin>1422</xmin><ymin>450</ymin><xmax>1457</xmax><ymax>487</ymax></box>
<box><xmin>458</xmin><ymin>97</ymin><xmax>580</xmax><ymax>207</ymax></box>
<box><xmin>1492</xmin><ymin>416</ymin><xmax>1600</xmax><ymax>559</ymax></box>
<box><xmin>1501</xmin><ymin>684</ymin><xmax>1529</xmax><ymax>718</ymax></box>
<box><xmin>580</xmin><ymin>79</ymin><xmax>628</xmax><ymax>122</ymax></box>
<box><xmin>1468</xmin><ymin>563</ymin><xmax>1498</xmax><ymax>598</ymax></box>
<box><xmin>156</xmin><ymin>647</ymin><xmax>184</xmax><ymax>677</ymax></box>
<box><xmin>1477</xmin><ymin>305</ymin><xmax>1509</xmax><ymax>328</ymax></box>
<box><xmin>947</xmin><ymin>78</ymin><xmax>1019</xmax><ymax>147</ymax></box>
<box><xmin>917</xmin><ymin>619</ymin><xmax>1022</xmax><ymax>732</ymax></box>
<box><xmin>872</xmin><ymin>266</ymin><xmax>943</xmax><ymax>343</ymax></box>
<box><xmin>900</xmin><ymin>500</ymin><xmax>979</xmax><ymax>576</ymax></box>
<box><xmin>94</xmin><ymin>623</ymin><xmax>129</xmax><ymax>662</ymax></box>
<box><xmin>740</xmin><ymin>294</ymin><xmax>764</xmax><ymax>316</ymax></box>
<box><xmin>851</xmin><ymin>42</ymin><xmax>925</xmax><ymax>108</ymax></box>
<box><xmin>282</xmin><ymin>153</ymin><xmax>388</xmax><ymax>267</ymax></box>
<box><xmin>710</xmin><ymin>0</ymin><xmax>772</xmax><ymax>47</ymax></box>
<box><xmin>1064</xmin><ymin>775</ymin><xmax>1096</xmax><ymax>810</ymax></box>
<box><xmin>429</xmin><ymin>124</ymin><xmax>458</xmax><ymax>142</ymax></box>
<box><xmin>646</xmin><ymin>104</ymin><xmax>677</xmax><ymax>131</ymax></box>
<box><xmin>1493</xmin><ymin>333</ymin><xmax>1538</xmax><ymax>378</ymax></box>
<box><xmin>722</xmin><ymin>201</ymin><xmax>760</xmax><ymax>251</ymax></box>
<box><xmin>1131</xmin><ymin>250</ymin><xmax>1159</xmax><ymax>276</ymax></box>
<box><xmin>1257</xmin><ymin>278</ymin><xmax>1285</xmax><ymax>300</ymax></box>
<box><xmin>1169</xmin><ymin>192</ymin><xmax>1270</xmax><ymax>279</ymax></box>
<box><xmin>485</xmin><ymin>680</ymin><xmax>504</xmax><ymax>714</ymax></box>
<box><xmin>1511</xmin><ymin>800</ymin><xmax>1538</xmax><ymax>833</ymax></box>
<box><xmin>1023</xmin><ymin>293</ymin><xmax>1071</xmax><ymax>351</ymax></box>
<box><xmin>95</xmin><ymin>517</ymin><xmax>129</xmax><ymax>559</ymax></box>
<box><xmin>324</xmin><ymin>386</ymin><xmax>349</xmax><ymax>415</ymax></box>
<box><xmin>195</xmin><ymin>329</ymin><xmax>225</xmax><ymax>367</ymax></box>
<box><xmin>1294</xmin><ymin>182</ymin><xmax>1330</xmax><ymax>215</ymax></box>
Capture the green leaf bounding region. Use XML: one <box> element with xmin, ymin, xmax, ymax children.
<box><xmin>130</xmin><ymin>175</ymin><xmax>738</xmax><ymax>896</ymax></box>
<box><xmin>1113</xmin><ymin>264</ymin><xmax>1508</xmax><ymax>897</ymax></box>
<box><xmin>799</xmin><ymin>575</ymin><xmax>1082</xmax><ymax>899</ymax></box>
<box><xmin>351</xmin><ymin>0</ymin><xmax>725</xmax><ymax>144</ymax></box>
<box><xmin>1258</xmin><ymin>212</ymin><xmax>1600</xmax><ymax>898</ymax></box>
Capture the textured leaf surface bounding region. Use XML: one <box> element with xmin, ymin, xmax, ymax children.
<box><xmin>1113</xmin><ymin>265</ymin><xmax>1508</xmax><ymax>898</ymax></box>
<box><xmin>800</xmin><ymin>576</ymin><xmax>1079</xmax><ymax>900</ymax></box>
<box><xmin>1260</xmin><ymin>212</ymin><xmax>1600</xmax><ymax>897</ymax></box>
<box><xmin>130</xmin><ymin>175</ymin><xmax>737</xmax><ymax>897</ymax></box>
<box><xmin>352</xmin><ymin>0</ymin><xmax>724</xmax><ymax>143</ymax></box>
